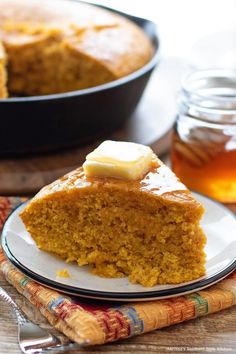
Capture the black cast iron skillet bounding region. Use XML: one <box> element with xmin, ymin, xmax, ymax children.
<box><xmin>0</xmin><ymin>2</ymin><xmax>160</xmax><ymax>156</ymax></box>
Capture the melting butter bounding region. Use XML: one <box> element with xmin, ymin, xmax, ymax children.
<box><xmin>83</xmin><ymin>140</ymin><xmax>153</xmax><ymax>180</ymax></box>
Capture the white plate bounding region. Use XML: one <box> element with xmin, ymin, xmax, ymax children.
<box><xmin>2</xmin><ymin>193</ymin><xmax>236</xmax><ymax>302</ymax></box>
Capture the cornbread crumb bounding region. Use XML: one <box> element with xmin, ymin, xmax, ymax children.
<box><xmin>56</xmin><ymin>269</ymin><xmax>70</xmax><ymax>278</ymax></box>
<box><xmin>20</xmin><ymin>155</ymin><xmax>206</xmax><ymax>287</ymax></box>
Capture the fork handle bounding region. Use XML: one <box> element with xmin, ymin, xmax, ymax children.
<box><xmin>0</xmin><ymin>286</ymin><xmax>28</xmax><ymax>325</ymax></box>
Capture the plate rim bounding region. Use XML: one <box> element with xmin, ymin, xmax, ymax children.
<box><xmin>1</xmin><ymin>194</ymin><xmax>236</xmax><ymax>300</ymax></box>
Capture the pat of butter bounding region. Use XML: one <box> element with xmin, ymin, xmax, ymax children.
<box><xmin>83</xmin><ymin>140</ymin><xmax>153</xmax><ymax>180</ymax></box>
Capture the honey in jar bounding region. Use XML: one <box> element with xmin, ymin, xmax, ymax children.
<box><xmin>171</xmin><ymin>70</ymin><xmax>236</xmax><ymax>203</ymax></box>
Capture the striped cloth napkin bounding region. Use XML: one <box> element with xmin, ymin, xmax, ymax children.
<box><xmin>0</xmin><ymin>196</ymin><xmax>236</xmax><ymax>346</ymax></box>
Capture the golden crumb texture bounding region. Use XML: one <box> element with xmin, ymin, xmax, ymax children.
<box><xmin>0</xmin><ymin>0</ymin><xmax>153</xmax><ymax>96</ymax></box>
<box><xmin>56</xmin><ymin>269</ymin><xmax>70</xmax><ymax>278</ymax></box>
<box><xmin>20</xmin><ymin>157</ymin><xmax>206</xmax><ymax>287</ymax></box>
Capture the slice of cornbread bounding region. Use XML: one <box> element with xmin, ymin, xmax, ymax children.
<box><xmin>20</xmin><ymin>141</ymin><xmax>206</xmax><ymax>287</ymax></box>
<box><xmin>0</xmin><ymin>42</ymin><xmax>7</xmax><ymax>98</ymax></box>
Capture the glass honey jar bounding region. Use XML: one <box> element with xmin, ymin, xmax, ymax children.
<box><xmin>171</xmin><ymin>70</ymin><xmax>236</xmax><ymax>203</ymax></box>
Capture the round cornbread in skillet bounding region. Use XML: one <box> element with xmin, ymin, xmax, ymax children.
<box><xmin>0</xmin><ymin>42</ymin><xmax>7</xmax><ymax>98</ymax></box>
<box><xmin>0</xmin><ymin>0</ymin><xmax>153</xmax><ymax>96</ymax></box>
<box><xmin>20</xmin><ymin>146</ymin><xmax>206</xmax><ymax>288</ymax></box>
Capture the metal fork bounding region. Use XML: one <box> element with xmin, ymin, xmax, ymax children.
<box><xmin>0</xmin><ymin>286</ymin><xmax>84</xmax><ymax>353</ymax></box>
